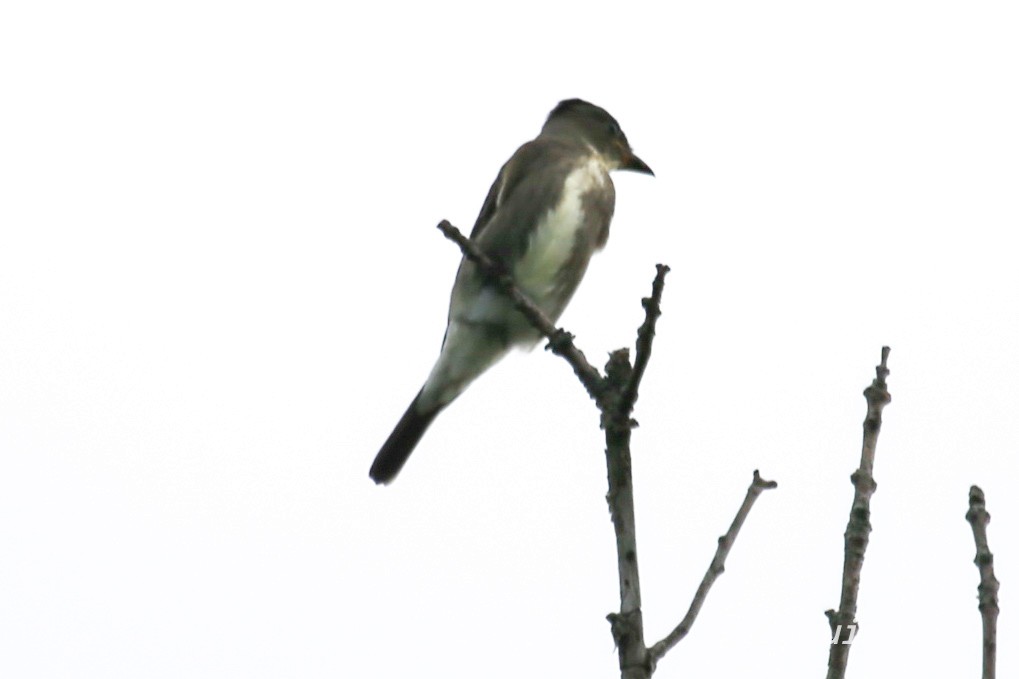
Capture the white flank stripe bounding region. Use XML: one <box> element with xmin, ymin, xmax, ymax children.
<box><xmin>513</xmin><ymin>156</ymin><xmax>608</xmax><ymax>307</ymax></box>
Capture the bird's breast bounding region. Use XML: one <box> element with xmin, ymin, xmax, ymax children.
<box><xmin>512</xmin><ymin>157</ymin><xmax>612</xmax><ymax>315</ymax></box>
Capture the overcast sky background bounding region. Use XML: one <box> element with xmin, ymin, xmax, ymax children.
<box><xmin>2</xmin><ymin>2</ymin><xmax>1017</xmax><ymax>677</ymax></box>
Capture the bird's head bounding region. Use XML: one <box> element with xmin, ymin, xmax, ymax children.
<box><xmin>541</xmin><ymin>99</ymin><xmax>654</xmax><ymax>176</ymax></box>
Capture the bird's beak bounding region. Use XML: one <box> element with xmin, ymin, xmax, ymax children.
<box><xmin>623</xmin><ymin>150</ymin><xmax>654</xmax><ymax>176</ymax></box>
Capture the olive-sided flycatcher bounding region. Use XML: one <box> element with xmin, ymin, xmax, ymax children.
<box><xmin>370</xmin><ymin>99</ymin><xmax>653</xmax><ymax>484</ymax></box>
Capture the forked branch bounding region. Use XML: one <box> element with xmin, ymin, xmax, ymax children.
<box><xmin>437</xmin><ymin>220</ymin><xmax>774</xmax><ymax>678</ymax></box>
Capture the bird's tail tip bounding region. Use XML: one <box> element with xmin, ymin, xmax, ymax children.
<box><xmin>369</xmin><ymin>395</ymin><xmax>441</xmax><ymax>485</ymax></box>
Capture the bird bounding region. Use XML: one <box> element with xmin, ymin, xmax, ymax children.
<box><xmin>369</xmin><ymin>99</ymin><xmax>653</xmax><ymax>484</ymax></box>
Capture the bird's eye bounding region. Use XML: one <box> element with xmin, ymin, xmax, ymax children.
<box><xmin>607</xmin><ymin>122</ymin><xmax>621</xmax><ymax>138</ymax></box>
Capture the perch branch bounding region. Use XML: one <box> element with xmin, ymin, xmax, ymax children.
<box><xmin>437</xmin><ymin>220</ymin><xmax>604</xmax><ymax>401</ymax></box>
<box><xmin>436</xmin><ymin>222</ymin><xmax>773</xmax><ymax>678</ymax></box>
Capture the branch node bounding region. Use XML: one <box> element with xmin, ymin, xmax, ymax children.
<box><xmin>825</xmin><ymin>347</ymin><xmax>892</xmax><ymax>679</ymax></box>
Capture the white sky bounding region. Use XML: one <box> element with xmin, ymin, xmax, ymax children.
<box><xmin>2</xmin><ymin>2</ymin><xmax>1017</xmax><ymax>677</ymax></box>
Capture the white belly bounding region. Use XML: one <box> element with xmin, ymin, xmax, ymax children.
<box><xmin>513</xmin><ymin>157</ymin><xmax>608</xmax><ymax>308</ymax></box>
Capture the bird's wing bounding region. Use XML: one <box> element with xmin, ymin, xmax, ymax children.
<box><xmin>468</xmin><ymin>161</ymin><xmax>507</xmax><ymax>240</ymax></box>
<box><xmin>468</xmin><ymin>138</ymin><xmax>576</xmax><ymax>265</ymax></box>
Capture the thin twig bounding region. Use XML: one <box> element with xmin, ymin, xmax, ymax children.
<box><xmin>436</xmin><ymin>220</ymin><xmax>605</xmax><ymax>400</ymax></box>
<box><xmin>649</xmin><ymin>470</ymin><xmax>778</xmax><ymax>662</ymax></box>
<box><xmin>620</xmin><ymin>264</ymin><xmax>670</xmax><ymax>417</ymax></box>
<box><xmin>825</xmin><ymin>346</ymin><xmax>892</xmax><ymax>679</ymax></box>
<box><xmin>966</xmin><ymin>486</ymin><xmax>999</xmax><ymax>679</ymax></box>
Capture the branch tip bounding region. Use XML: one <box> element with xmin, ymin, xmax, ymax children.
<box><xmin>752</xmin><ymin>469</ymin><xmax>778</xmax><ymax>490</ymax></box>
<box><xmin>965</xmin><ymin>485</ymin><xmax>999</xmax><ymax>679</ymax></box>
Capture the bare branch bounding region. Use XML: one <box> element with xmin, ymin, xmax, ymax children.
<box><xmin>825</xmin><ymin>346</ymin><xmax>892</xmax><ymax>679</ymax></box>
<box><xmin>601</xmin><ymin>265</ymin><xmax>671</xmax><ymax>675</ymax></box>
<box><xmin>619</xmin><ymin>264</ymin><xmax>670</xmax><ymax>417</ymax></box>
<box><xmin>598</xmin><ymin>263</ymin><xmax>675</xmax><ymax>678</ymax></box>
<box><xmin>602</xmin><ymin>348</ymin><xmax>650</xmax><ymax>678</ymax></box>
<box><xmin>966</xmin><ymin>485</ymin><xmax>999</xmax><ymax>679</ymax></box>
<box><xmin>435</xmin><ymin>222</ymin><xmax>775</xmax><ymax>677</ymax></box>
<box><xmin>649</xmin><ymin>470</ymin><xmax>778</xmax><ymax>662</ymax></box>
<box><xmin>436</xmin><ymin>220</ymin><xmax>604</xmax><ymax>400</ymax></box>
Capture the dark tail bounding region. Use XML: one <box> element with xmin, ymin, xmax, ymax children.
<box><xmin>369</xmin><ymin>392</ymin><xmax>442</xmax><ymax>484</ymax></box>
